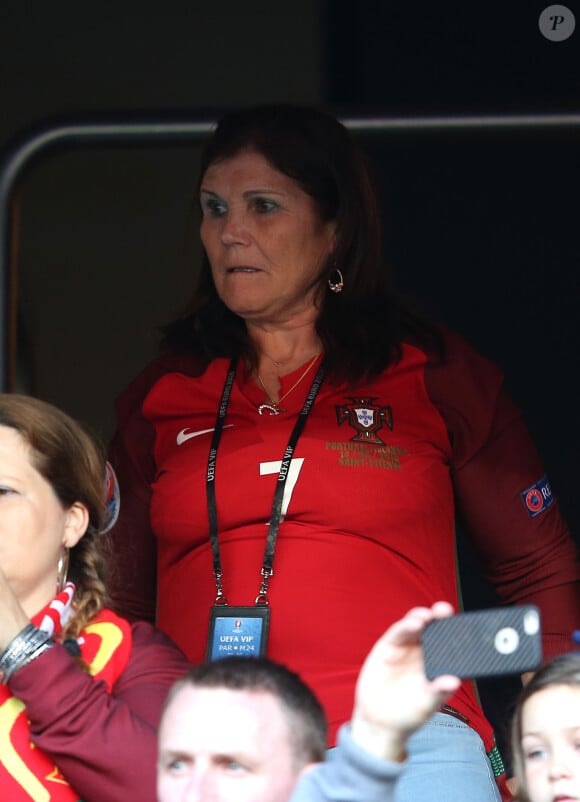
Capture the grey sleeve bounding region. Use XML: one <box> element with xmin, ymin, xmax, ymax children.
<box><xmin>289</xmin><ymin>724</ymin><xmax>405</xmax><ymax>802</ymax></box>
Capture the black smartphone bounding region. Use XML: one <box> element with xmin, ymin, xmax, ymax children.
<box><xmin>421</xmin><ymin>605</ymin><xmax>542</xmax><ymax>680</ymax></box>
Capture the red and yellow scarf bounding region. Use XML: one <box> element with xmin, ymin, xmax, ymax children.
<box><xmin>0</xmin><ymin>584</ymin><xmax>132</xmax><ymax>801</ymax></box>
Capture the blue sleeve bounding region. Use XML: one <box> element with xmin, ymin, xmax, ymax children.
<box><xmin>289</xmin><ymin>724</ymin><xmax>404</xmax><ymax>802</ymax></box>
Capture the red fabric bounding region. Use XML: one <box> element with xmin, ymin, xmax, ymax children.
<box><xmin>107</xmin><ymin>330</ymin><xmax>580</xmax><ymax>761</ymax></box>
<box><xmin>497</xmin><ymin>773</ymin><xmax>514</xmax><ymax>801</ymax></box>
<box><xmin>7</xmin><ymin>615</ymin><xmax>189</xmax><ymax>802</ymax></box>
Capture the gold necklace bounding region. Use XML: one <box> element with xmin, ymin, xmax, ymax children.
<box><xmin>257</xmin><ymin>354</ymin><xmax>320</xmax><ymax>416</ymax></box>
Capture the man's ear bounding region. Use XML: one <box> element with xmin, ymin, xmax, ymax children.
<box><xmin>63</xmin><ymin>502</ymin><xmax>89</xmax><ymax>548</ymax></box>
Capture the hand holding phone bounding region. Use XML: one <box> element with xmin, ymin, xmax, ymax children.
<box><xmin>421</xmin><ymin>604</ymin><xmax>542</xmax><ymax>680</ymax></box>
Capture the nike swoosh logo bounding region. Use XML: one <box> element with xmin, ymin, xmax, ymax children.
<box><xmin>176</xmin><ymin>425</ymin><xmax>233</xmax><ymax>445</ymax></box>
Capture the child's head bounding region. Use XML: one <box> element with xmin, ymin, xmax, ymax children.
<box><xmin>511</xmin><ymin>653</ymin><xmax>580</xmax><ymax>802</ymax></box>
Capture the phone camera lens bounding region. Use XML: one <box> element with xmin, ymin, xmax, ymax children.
<box><xmin>494</xmin><ymin>627</ymin><xmax>519</xmax><ymax>654</ymax></box>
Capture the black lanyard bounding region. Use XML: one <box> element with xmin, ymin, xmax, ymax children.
<box><xmin>206</xmin><ymin>356</ymin><xmax>325</xmax><ymax>605</ymax></box>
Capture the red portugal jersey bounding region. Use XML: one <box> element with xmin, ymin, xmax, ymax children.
<box><xmin>109</xmin><ymin>330</ymin><xmax>580</xmax><ymax>751</ymax></box>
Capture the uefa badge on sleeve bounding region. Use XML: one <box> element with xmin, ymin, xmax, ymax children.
<box><xmin>520</xmin><ymin>474</ymin><xmax>554</xmax><ymax>518</ymax></box>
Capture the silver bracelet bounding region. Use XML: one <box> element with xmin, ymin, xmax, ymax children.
<box><xmin>0</xmin><ymin>624</ymin><xmax>54</xmax><ymax>683</ymax></box>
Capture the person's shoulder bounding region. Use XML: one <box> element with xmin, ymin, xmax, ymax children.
<box><xmin>410</xmin><ymin>326</ymin><xmax>508</xmax><ymax>436</ymax></box>
<box><xmin>438</xmin><ymin>328</ymin><xmax>504</xmax><ymax>383</ymax></box>
<box><xmin>114</xmin><ymin>352</ymin><xmax>206</xmax><ymax>429</ymax></box>
<box><xmin>129</xmin><ymin>619</ymin><xmax>191</xmax><ymax>667</ymax></box>
<box><xmin>122</xmin><ymin>352</ymin><xmax>206</xmax><ymax>394</ymax></box>
<box><xmin>438</xmin><ymin>326</ymin><xmax>485</xmax><ymax>357</ymax></box>
<box><xmin>403</xmin><ymin>324</ymin><xmax>500</xmax><ymax>374</ymax></box>
<box><xmin>105</xmin><ymin>616</ymin><xmax>190</xmax><ymax>698</ymax></box>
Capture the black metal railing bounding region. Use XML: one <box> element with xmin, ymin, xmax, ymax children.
<box><xmin>1</xmin><ymin>111</ymin><xmax>580</xmax><ymax>389</ymax></box>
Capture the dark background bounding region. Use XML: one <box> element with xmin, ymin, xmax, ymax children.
<box><xmin>1</xmin><ymin>0</ymin><xmax>578</xmax><ymax>762</ymax></box>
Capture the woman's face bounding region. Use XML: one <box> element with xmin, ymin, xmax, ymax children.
<box><xmin>0</xmin><ymin>425</ymin><xmax>86</xmax><ymax>615</ymax></box>
<box><xmin>520</xmin><ymin>684</ymin><xmax>580</xmax><ymax>802</ymax></box>
<box><xmin>200</xmin><ymin>150</ymin><xmax>335</xmax><ymax>328</ymax></box>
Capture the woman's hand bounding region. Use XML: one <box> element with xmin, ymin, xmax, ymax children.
<box><xmin>0</xmin><ymin>566</ymin><xmax>31</xmax><ymax>650</ymax></box>
<box><xmin>350</xmin><ymin>602</ymin><xmax>461</xmax><ymax>762</ymax></box>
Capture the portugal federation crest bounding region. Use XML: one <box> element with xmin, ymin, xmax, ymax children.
<box><xmin>336</xmin><ymin>398</ymin><xmax>393</xmax><ymax>444</ymax></box>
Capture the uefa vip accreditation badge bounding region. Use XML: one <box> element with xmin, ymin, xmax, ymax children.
<box><xmin>206</xmin><ymin>606</ymin><xmax>270</xmax><ymax>661</ymax></box>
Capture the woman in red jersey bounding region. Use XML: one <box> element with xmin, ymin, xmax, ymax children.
<box><xmin>108</xmin><ymin>104</ymin><xmax>580</xmax><ymax>802</ymax></box>
<box><xmin>0</xmin><ymin>394</ymin><xmax>189</xmax><ymax>802</ymax></box>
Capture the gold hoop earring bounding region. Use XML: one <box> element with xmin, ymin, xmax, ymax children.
<box><xmin>56</xmin><ymin>548</ymin><xmax>70</xmax><ymax>593</ymax></box>
<box><xmin>328</xmin><ymin>268</ymin><xmax>344</xmax><ymax>294</ymax></box>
